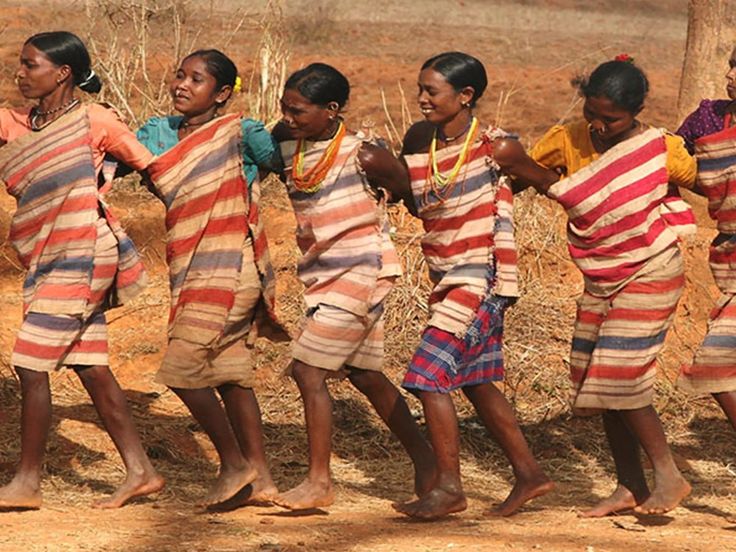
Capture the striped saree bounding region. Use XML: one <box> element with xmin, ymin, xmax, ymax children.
<box><xmin>281</xmin><ymin>133</ymin><xmax>400</xmax><ymax>371</ymax></box>
<box><xmin>680</xmin><ymin>125</ymin><xmax>736</xmax><ymax>395</ymax></box>
<box><xmin>549</xmin><ymin>129</ymin><xmax>693</xmax><ymax>409</ymax></box>
<box><xmin>401</xmin><ymin>127</ymin><xmax>517</xmax><ymax>392</ymax></box>
<box><xmin>146</xmin><ymin>114</ymin><xmax>280</xmax><ymax>348</ymax></box>
<box><xmin>404</xmin><ymin>128</ymin><xmax>519</xmax><ymax>337</ymax></box>
<box><xmin>0</xmin><ymin>107</ymin><xmax>147</xmax><ymax>370</ymax></box>
<box><xmin>281</xmin><ymin>133</ymin><xmax>402</xmax><ymax>316</ymax></box>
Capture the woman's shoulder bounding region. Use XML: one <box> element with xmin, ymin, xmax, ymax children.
<box><xmin>530</xmin><ymin>121</ymin><xmax>578</xmax><ymax>154</ymax></box>
<box><xmin>240</xmin><ymin>117</ymin><xmax>266</xmax><ymax>132</ymax></box>
<box><xmin>401</xmin><ymin>120</ymin><xmax>434</xmax><ymax>155</ymax></box>
<box><xmin>556</xmin><ymin>120</ymin><xmax>587</xmax><ymax>142</ymax></box>
<box><xmin>0</xmin><ymin>106</ymin><xmax>31</xmax><ymax>118</ymax></box>
<box><xmin>0</xmin><ymin>107</ymin><xmax>31</xmax><ymax>141</ymax></box>
<box><xmin>138</xmin><ymin>115</ymin><xmax>182</xmax><ymax>132</ymax></box>
<box><xmin>85</xmin><ymin>102</ymin><xmax>128</xmax><ymax>124</ymax></box>
<box><xmin>661</xmin><ymin>130</ymin><xmax>691</xmax><ymax>155</ymax></box>
<box><xmin>690</xmin><ymin>98</ymin><xmax>731</xmax><ymax>118</ymax></box>
<box><xmin>136</xmin><ymin>115</ymin><xmax>181</xmax><ymax>146</ymax></box>
<box><xmin>0</xmin><ymin>106</ymin><xmax>31</xmax><ymax>127</ymax></box>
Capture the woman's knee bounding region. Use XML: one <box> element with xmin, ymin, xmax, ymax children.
<box><xmin>73</xmin><ymin>364</ymin><xmax>111</xmax><ymax>386</ymax></box>
<box><xmin>291</xmin><ymin>361</ymin><xmax>327</xmax><ymax>393</ymax></box>
<box><xmin>15</xmin><ymin>366</ymin><xmax>50</xmax><ymax>389</ymax></box>
<box><xmin>347</xmin><ymin>367</ymin><xmax>383</xmax><ymax>392</ymax></box>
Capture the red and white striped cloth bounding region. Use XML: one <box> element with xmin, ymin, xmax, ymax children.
<box><xmin>147</xmin><ymin>114</ymin><xmax>280</xmax><ymax>346</ymax></box>
<box><xmin>404</xmin><ymin>128</ymin><xmax>518</xmax><ymax>337</ymax></box>
<box><xmin>281</xmin><ymin>134</ymin><xmax>401</xmax><ymax>317</ymax></box>
<box><xmin>0</xmin><ymin>107</ymin><xmax>147</xmax><ymax>315</ymax></box>
<box><xmin>0</xmin><ymin>108</ymin><xmax>147</xmax><ymax>370</ymax></box>
<box><xmin>679</xmin><ymin>125</ymin><xmax>736</xmax><ymax>395</ymax></box>
<box><xmin>692</xmin><ymin>125</ymin><xmax>736</xmax><ymax>292</ymax></box>
<box><xmin>548</xmin><ymin>128</ymin><xmax>696</xmax><ymax>298</ymax></box>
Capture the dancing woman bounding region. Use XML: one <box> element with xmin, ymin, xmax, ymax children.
<box><xmin>0</xmin><ymin>31</ymin><xmax>163</xmax><ymax>510</ymax></box>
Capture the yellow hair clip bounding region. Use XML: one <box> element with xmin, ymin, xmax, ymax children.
<box><xmin>233</xmin><ymin>76</ymin><xmax>242</xmax><ymax>94</ymax></box>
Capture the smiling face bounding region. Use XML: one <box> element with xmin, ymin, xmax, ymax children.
<box><xmin>279</xmin><ymin>87</ymin><xmax>337</xmax><ymax>140</ymax></box>
<box><xmin>169</xmin><ymin>55</ymin><xmax>230</xmax><ymax>117</ymax></box>
<box><xmin>583</xmin><ymin>95</ymin><xmax>638</xmax><ymax>143</ymax></box>
<box><xmin>16</xmin><ymin>43</ymin><xmax>68</xmax><ymax>99</ymax></box>
<box><xmin>416</xmin><ymin>68</ymin><xmax>473</xmax><ymax>126</ymax></box>
<box><xmin>726</xmin><ymin>47</ymin><xmax>736</xmax><ymax>101</ymax></box>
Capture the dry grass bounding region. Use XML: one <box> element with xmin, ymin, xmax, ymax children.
<box><xmin>246</xmin><ymin>0</ymin><xmax>289</xmax><ymax>127</ymax></box>
<box><xmin>0</xmin><ymin>3</ymin><xmax>734</xmax><ymax>540</ymax></box>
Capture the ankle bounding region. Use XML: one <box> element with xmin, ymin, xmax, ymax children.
<box><xmin>434</xmin><ymin>472</ymin><xmax>463</xmax><ymax>494</ymax></box>
<box><xmin>13</xmin><ymin>469</ymin><xmax>42</xmax><ymax>488</ymax></box>
<box><xmin>306</xmin><ymin>473</ymin><xmax>332</xmax><ymax>487</ymax></box>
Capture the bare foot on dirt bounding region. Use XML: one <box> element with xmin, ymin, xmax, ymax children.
<box><xmin>0</xmin><ymin>478</ymin><xmax>42</xmax><ymax>510</ymax></box>
<box><xmin>207</xmin><ymin>474</ymin><xmax>279</xmax><ymax>511</ymax></box>
<box><xmin>200</xmin><ymin>464</ymin><xmax>257</xmax><ymax>507</ymax></box>
<box><xmin>634</xmin><ymin>477</ymin><xmax>691</xmax><ymax>515</ymax></box>
<box><xmin>485</xmin><ymin>476</ymin><xmax>555</xmax><ymax>517</ymax></box>
<box><xmin>414</xmin><ymin>459</ymin><xmax>437</xmax><ymax>498</ymax></box>
<box><xmin>273</xmin><ymin>479</ymin><xmax>334</xmax><ymax>510</ymax></box>
<box><xmin>246</xmin><ymin>475</ymin><xmax>279</xmax><ymax>504</ymax></box>
<box><xmin>93</xmin><ymin>469</ymin><xmax>165</xmax><ymax>509</ymax></box>
<box><xmin>393</xmin><ymin>487</ymin><xmax>467</xmax><ymax>520</ymax></box>
<box><xmin>579</xmin><ymin>485</ymin><xmax>643</xmax><ymax>518</ymax></box>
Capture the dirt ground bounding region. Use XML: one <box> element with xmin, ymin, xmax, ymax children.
<box><xmin>1</xmin><ymin>1</ymin><xmax>735</xmax><ymax>550</ymax></box>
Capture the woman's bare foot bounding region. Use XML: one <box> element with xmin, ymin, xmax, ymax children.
<box><xmin>0</xmin><ymin>477</ymin><xmax>42</xmax><ymax>510</ymax></box>
<box><xmin>201</xmin><ymin>464</ymin><xmax>257</xmax><ymax>507</ymax></box>
<box><xmin>634</xmin><ymin>476</ymin><xmax>691</xmax><ymax>515</ymax></box>
<box><xmin>273</xmin><ymin>479</ymin><xmax>334</xmax><ymax>510</ymax></box>
<box><xmin>207</xmin><ymin>474</ymin><xmax>279</xmax><ymax>511</ymax></box>
<box><xmin>93</xmin><ymin>469</ymin><xmax>165</xmax><ymax>509</ymax></box>
<box><xmin>393</xmin><ymin>486</ymin><xmax>467</xmax><ymax>520</ymax></box>
<box><xmin>579</xmin><ymin>485</ymin><xmax>644</xmax><ymax>518</ymax></box>
<box><xmin>485</xmin><ymin>475</ymin><xmax>555</xmax><ymax>517</ymax></box>
<box><xmin>244</xmin><ymin>474</ymin><xmax>279</xmax><ymax>505</ymax></box>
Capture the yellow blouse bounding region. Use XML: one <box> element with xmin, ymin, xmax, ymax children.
<box><xmin>530</xmin><ymin>120</ymin><xmax>696</xmax><ymax>188</ymax></box>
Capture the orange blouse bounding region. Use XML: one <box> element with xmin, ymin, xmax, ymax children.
<box><xmin>0</xmin><ymin>103</ymin><xmax>153</xmax><ymax>176</ymax></box>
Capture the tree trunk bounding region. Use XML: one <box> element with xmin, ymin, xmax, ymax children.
<box><xmin>677</xmin><ymin>0</ymin><xmax>736</xmax><ymax>122</ymax></box>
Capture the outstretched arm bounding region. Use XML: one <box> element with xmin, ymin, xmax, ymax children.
<box><xmin>358</xmin><ymin>143</ymin><xmax>418</xmax><ymax>215</ymax></box>
<box><xmin>493</xmin><ymin>137</ymin><xmax>559</xmax><ymax>195</ymax></box>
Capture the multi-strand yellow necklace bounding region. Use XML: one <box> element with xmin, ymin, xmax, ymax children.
<box><xmin>426</xmin><ymin>117</ymin><xmax>479</xmax><ymax>195</ymax></box>
<box><xmin>292</xmin><ymin>121</ymin><xmax>346</xmax><ymax>194</ymax></box>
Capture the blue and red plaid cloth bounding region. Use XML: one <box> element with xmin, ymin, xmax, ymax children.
<box><xmin>403</xmin><ymin>294</ymin><xmax>509</xmax><ymax>394</ymax></box>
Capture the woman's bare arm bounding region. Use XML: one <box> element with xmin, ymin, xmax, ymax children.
<box><xmin>493</xmin><ymin>137</ymin><xmax>559</xmax><ymax>195</ymax></box>
<box><xmin>358</xmin><ymin>143</ymin><xmax>417</xmax><ymax>215</ymax></box>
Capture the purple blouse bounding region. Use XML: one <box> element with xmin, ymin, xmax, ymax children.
<box><xmin>676</xmin><ymin>99</ymin><xmax>731</xmax><ymax>154</ymax></box>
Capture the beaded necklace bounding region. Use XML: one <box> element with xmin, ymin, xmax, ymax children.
<box><xmin>29</xmin><ymin>98</ymin><xmax>81</xmax><ymax>131</ymax></box>
<box><xmin>292</xmin><ymin>121</ymin><xmax>346</xmax><ymax>193</ymax></box>
<box><xmin>426</xmin><ymin>117</ymin><xmax>479</xmax><ymax>193</ymax></box>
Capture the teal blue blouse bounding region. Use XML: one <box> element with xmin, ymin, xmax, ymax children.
<box><xmin>137</xmin><ymin>116</ymin><xmax>281</xmax><ymax>187</ymax></box>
